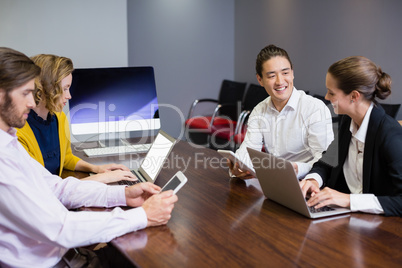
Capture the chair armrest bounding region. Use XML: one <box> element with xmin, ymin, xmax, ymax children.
<box><xmin>209</xmin><ymin>103</ymin><xmax>239</xmax><ymax>128</ymax></box>
<box><xmin>187</xmin><ymin>98</ymin><xmax>219</xmax><ymax>119</ymax></box>
<box><xmin>209</xmin><ymin>104</ymin><xmax>223</xmax><ymax>128</ymax></box>
<box><xmin>234</xmin><ymin>110</ymin><xmax>251</xmax><ymax>135</ymax></box>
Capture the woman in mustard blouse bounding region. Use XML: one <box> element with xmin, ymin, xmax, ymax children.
<box><xmin>17</xmin><ymin>54</ymin><xmax>136</xmax><ymax>183</ymax></box>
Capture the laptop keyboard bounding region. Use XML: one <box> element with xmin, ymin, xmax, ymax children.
<box><xmin>84</xmin><ymin>144</ymin><xmax>151</xmax><ymax>157</ymax></box>
<box><xmin>117</xmin><ymin>170</ymin><xmax>142</xmax><ymax>185</ymax></box>
<box><xmin>118</xmin><ymin>180</ymin><xmax>140</xmax><ymax>186</ymax></box>
<box><xmin>309</xmin><ymin>205</ymin><xmax>335</xmax><ymax>213</ymax></box>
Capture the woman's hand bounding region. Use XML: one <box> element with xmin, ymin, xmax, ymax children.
<box><xmin>95</xmin><ymin>163</ymin><xmax>130</xmax><ymax>173</ymax></box>
<box><xmin>300</xmin><ymin>179</ymin><xmax>320</xmax><ymax>198</ymax></box>
<box><xmin>306</xmin><ymin>187</ymin><xmax>350</xmax><ymax>209</ymax></box>
<box><xmin>86</xmin><ymin>170</ymin><xmax>137</xmax><ymax>184</ymax></box>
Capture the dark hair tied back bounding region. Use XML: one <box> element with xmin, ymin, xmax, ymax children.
<box><xmin>328</xmin><ymin>56</ymin><xmax>392</xmax><ymax>102</ymax></box>
<box><xmin>375</xmin><ymin>67</ymin><xmax>392</xmax><ymax>100</ymax></box>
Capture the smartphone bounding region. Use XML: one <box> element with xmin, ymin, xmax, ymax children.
<box><xmin>161</xmin><ymin>171</ymin><xmax>188</xmax><ymax>194</ymax></box>
<box><xmin>217</xmin><ymin>149</ymin><xmax>256</xmax><ymax>177</ymax></box>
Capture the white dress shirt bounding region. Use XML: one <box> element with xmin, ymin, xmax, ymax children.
<box><xmin>345</xmin><ymin>103</ymin><xmax>383</xmax><ymax>213</ymax></box>
<box><xmin>0</xmin><ymin>128</ymin><xmax>147</xmax><ymax>268</ymax></box>
<box><xmin>306</xmin><ymin>103</ymin><xmax>384</xmax><ymax>214</ymax></box>
<box><xmin>235</xmin><ymin>88</ymin><xmax>334</xmax><ymax>178</ymax></box>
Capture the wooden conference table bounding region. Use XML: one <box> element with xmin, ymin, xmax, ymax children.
<box><xmin>68</xmin><ymin>138</ymin><xmax>402</xmax><ymax>268</ymax></box>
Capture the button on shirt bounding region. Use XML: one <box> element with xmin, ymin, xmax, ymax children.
<box><xmin>236</xmin><ymin>88</ymin><xmax>334</xmax><ymax>178</ymax></box>
<box><xmin>0</xmin><ymin>128</ymin><xmax>147</xmax><ymax>268</ymax></box>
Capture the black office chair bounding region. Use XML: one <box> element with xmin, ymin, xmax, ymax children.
<box><xmin>210</xmin><ymin>83</ymin><xmax>269</xmax><ymax>151</ymax></box>
<box><xmin>313</xmin><ymin>94</ymin><xmax>340</xmax><ymax>123</ymax></box>
<box><xmin>379</xmin><ymin>103</ymin><xmax>401</xmax><ymax>118</ymax></box>
<box><xmin>312</xmin><ymin>94</ymin><xmax>330</xmax><ymax>105</ymax></box>
<box><xmin>184</xmin><ymin>79</ymin><xmax>247</xmax><ymax>147</ymax></box>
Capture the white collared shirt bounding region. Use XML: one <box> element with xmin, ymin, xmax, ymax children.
<box><xmin>344</xmin><ymin>103</ymin><xmax>371</xmax><ymax>194</ymax></box>
<box><xmin>306</xmin><ymin>103</ymin><xmax>384</xmax><ymax>214</ymax></box>
<box><xmin>236</xmin><ymin>88</ymin><xmax>334</xmax><ymax>178</ymax></box>
<box><xmin>0</xmin><ymin>128</ymin><xmax>147</xmax><ymax>268</ymax></box>
<box><xmin>344</xmin><ymin>103</ymin><xmax>383</xmax><ymax>213</ymax></box>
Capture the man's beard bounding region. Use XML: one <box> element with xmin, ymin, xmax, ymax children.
<box><xmin>0</xmin><ymin>92</ymin><xmax>27</xmax><ymax>129</ymax></box>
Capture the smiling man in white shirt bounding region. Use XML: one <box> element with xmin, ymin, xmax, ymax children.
<box><xmin>0</xmin><ymin>47</ymin><xmax>178</xmax><ymax>268</ymax></box>
<box><xmin>229</xmin><ymin>45</ymin><xmax>334</xmax><ymax>179</ymax></box>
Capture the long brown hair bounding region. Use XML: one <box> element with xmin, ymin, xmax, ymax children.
<box><xmin>31</xmin><ymin>54</ymin><xmax>74</xmax><ymax>114</ymax></box>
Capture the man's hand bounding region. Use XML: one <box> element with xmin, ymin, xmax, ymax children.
<box><xmin>142</xmin><ymin>190</ymin><xmax>178</xmax><ymax>227</ymax></box>
<box><xmin>227</xmin><ymin>159</ymin><xmax>254</xmax><ymax>180</ymax></box>
<box><xmin>125</xmin><ymin>182</ymin><xmax>161</xmax><ymax>207</ymax></box>
<box><xmin>291</xmin><ymin>162</ymin><xmax>298</xmax><ymax>176</ymax></box>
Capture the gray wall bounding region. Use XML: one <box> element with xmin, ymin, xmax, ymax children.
<box><xmin>127</xmin><ymin>0</ymin><xmax>235</xmax><ymax>138</ymax></box>
<box><xmin>1</xmin><ymin>0</ymin><xmax>401</xmax><ymax>141</ymax></box>
<box><xmin>0</xmin><ymin>0</ymin><xmax>128</xmax><ymax>68</ymax></box>
<box><xmin>234</xmin><ymin>0</ymin><xmax>402</xmax><ymax>120</ymax></box>
<box><xmin>0</xmin><ymin>0</ymin><xmax>129</xmax><ymax>142</ymax></box>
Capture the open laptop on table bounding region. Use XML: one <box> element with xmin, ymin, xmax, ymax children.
<box><xmin>113</xmin><ymin>130</ymin><xmax>176</xmax><ymax>186</ymax></box>
<box><xmin>247</xmin><ymin>148</ymin><xmax>350</xmax><ymax>219</ymax></box>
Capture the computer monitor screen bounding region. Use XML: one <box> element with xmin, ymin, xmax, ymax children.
<box><xmin>68</xmin><ymin>66</ymin><xmax>160</xmax><ymax>141</ymax></box>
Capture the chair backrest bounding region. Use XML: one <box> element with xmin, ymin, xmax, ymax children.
<box><xmin>218</xmin><ymin>79</ymin><xmax>247</xmax><ymax>120</ymax></box>
<box><xmin>379</xmin><ymin>103</ymin><xmax>401</xmax><ymax>118</ymax></box>
<box><xmin>312</xmin><ymin>94</ymin><xmax>330</xmax><ymax>105</ymax></box>
<box><xmin>242</xmin><ymin>84</ymin><xmax>269</xmax><ymax>111</ymax></box>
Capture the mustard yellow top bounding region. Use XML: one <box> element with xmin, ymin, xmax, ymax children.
<box><xmin>16</xmin><ymin>111</ymin><xmax>81</xmax><ymax>176</ymax></box>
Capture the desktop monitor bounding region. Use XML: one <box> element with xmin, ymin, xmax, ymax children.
<box><xmin>67</xmin><ymin>66</ymin><xmax>160</xmax><ymax>143</ymax></box>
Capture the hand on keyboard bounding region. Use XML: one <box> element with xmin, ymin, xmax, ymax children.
<box><xmin>308</xmin><ymin>205</ymin><xmax>335</xmax><ymax>213</ymax></box>
<box><xmin>89</xmin><ymin>170</ymin><xmax>138</xmax><ymax>184</ymax></box>
<box><xmin>95</xmin><ymin>163</ymin><xmax>130</xmax><ymax>173</ymax></box>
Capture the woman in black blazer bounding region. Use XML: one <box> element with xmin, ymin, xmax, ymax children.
<box><xmin>301</xmin><ymin>56</ymin><xmax>402</xmax><ymax>217</ymax></box>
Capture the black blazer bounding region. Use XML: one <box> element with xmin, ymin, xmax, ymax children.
<box><xmin>311</xmin><ymin>105</ymin><xmax>402</xmax><ymax>216</ymax></box>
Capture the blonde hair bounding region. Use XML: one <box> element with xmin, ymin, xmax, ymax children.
<box><xmin>31</xmin><ymin>54</ymin><xmax>74</xmax><ymax>114</ymax></box>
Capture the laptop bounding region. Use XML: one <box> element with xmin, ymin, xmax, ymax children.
<box><xmin>114</xmin><ymin>130</ymin><xmax>176</xmax><ymax>186</ymax></box>
<box><xmin>247</xmin><ymin>148</ymin><xmax>351</xmax><ymax>218</ymax></box>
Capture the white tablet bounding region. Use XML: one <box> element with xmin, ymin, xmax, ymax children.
<box><xmin>161</xmin><ymin>171</ymin><xmax>188</xmax><ymax>194</ymax></box>
<box><xmin>217</xmin><ymin>149</ymin><xmax>256</xmax><ymax>177</ymax></box>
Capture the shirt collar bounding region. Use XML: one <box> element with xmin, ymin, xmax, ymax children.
<box><xmin>0</xmin><ymin>127</ymin><xmax>18</xmax><ymax>147</ymax></box>
<box><xmin>268</xmin><ymin>87</ymin><xmax>299</xmax><ymax>112</ymax></box>
<box><xmin>349</xmin><ymin>102</ymin><xmax>374</xmax><ymax>143</ymax></box>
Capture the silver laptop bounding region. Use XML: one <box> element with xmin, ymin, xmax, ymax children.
<box><xmin>115</xmin><ymin>130</ymin><xmax>176</xmax><ymax>185</ymax></box>
<box><xmin>247</xmin><ymin>148</ymin><xmax>350</xmax><ymax>218</ymax></box>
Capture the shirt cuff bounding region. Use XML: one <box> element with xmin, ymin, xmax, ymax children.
<box><xmin>106</xmin><ymin>185</ymin><xmax>128</xmax><ymax>207</ymax></box>
<box><xmin>295</xmin><ymin>162</ymin><xmax>311</xmax><ymax>179</ymax></box>
<box><xmin>302</xmin><ymin>173</ymin><xmax>323</xmax><ymax>187</ymax></box>
<box><xmin>350</xmin><ymin>194</ymin><xmax>384</xmax><ymax>214</ymax></box>
<box><xmin>125</xmin><ymin>207</ymin><xmax>148</xmax><ymax>231</ymax></box>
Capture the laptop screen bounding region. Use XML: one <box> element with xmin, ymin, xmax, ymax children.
<box><xmin>140</xmin><ymin>132</ymin><xmax>175</xmax><ymax>181</ymax></box>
